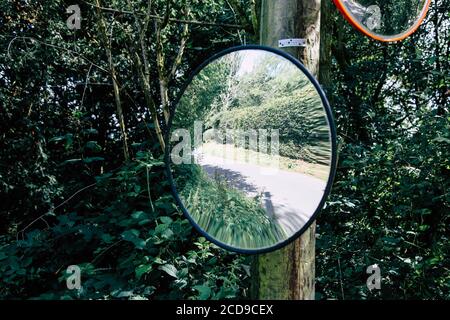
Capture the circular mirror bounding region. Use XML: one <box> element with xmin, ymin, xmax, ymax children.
<box><xmin>166</xmin><ymin>46</ymin><xmax>337</xmax><ymax>253</ymax></box>
<box><xmin>333</xmin><ymin>0</ymin><xmax>431</xmax><ymax>42</ymax></box>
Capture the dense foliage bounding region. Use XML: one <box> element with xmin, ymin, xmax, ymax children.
<box><xmin>0</xmin><ymin>0</ymin><xmax>253</xmax><ymax>299</ymax></box>
<box><xmin>316</xmin><ymin>0</ymin><xmax>449</xmax><ymax>299</ymax></box>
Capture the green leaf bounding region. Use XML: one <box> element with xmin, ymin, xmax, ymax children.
<box><xmin>84</xmin><ymin>141</ymin><xmax>102</xmax><ymax>152</ymax></box>
<box><xmin>381</xmin><ymin>237</ymin><xmax>401</xmax><ymax>245</ymax></box>
<box><xmin>49</xmin><ymin>136</ymin><xmax>65</xmax><ymax>143</ymax></box>
<box><xmin>83</xmin><ymin>157</ymin><xmax>105</xmax><ymax>164</ymax></box>
<box><xmin>193</xmin><ymin>285</ymin><xmax>211</xmax><ymax>300</ymax></box>
<box><xmin>132</xmin><ymin>211</ymin><xmax>147</xmax><ymax>220</ymax></box>
<box><xmin>135</xmin><ymin>264</ymin><xmax>152</xmax><ymax>279</ymax></box>
<box><xmin>160</xmin><ymin>216</ymin><xmax>173</xmax><ymax>225</ymax></box>
<box><xmin>162</xmin><ymin>228</ymin><xmax>174</xmax><ymax>239</ymax></box>
<box><xmin>432</xmin><ymin>136</ymin><xmax>450</xmax><ymax>144</ymax></box>
<box><xmin>155</xmin><ymin>223</ymin><xmax>169</xmax><ymax>234</ymax></box>
<box><xmin>159</xmin><ymin>264</ymin><xmax>178</xmax><ymax>278</ymax></box>
<box><xmin>122</xmin><ymin>229</ymin><xmax>140</xmax><ymax>241</ymax></box>
<box><xmin>121</xmin><ymin>229</ymin><xmax>146</xmax><ymax>249</ymax></box>
<box><xmin>154</xmin><ymin>257</ymin><xmax>166</xmax><ymax>265</ymax></box>
<box><xmin>100</xmin><ymin>233</ymin><xmax>114</xmax><ymax>244</ymax></box>
<box><xmin>115</xmin><ymin>291</ymin><xmax>134</xmax><ymax>298</ymax></box>
<box><xmin>62</xmin><ymin>159</ymin><xmax>82</xmax><ymax>165</ymax></box>
<box><xmin>83</xmin><ymin>128</ymin><xmax>99</xmax><ymax>136</ymax></box>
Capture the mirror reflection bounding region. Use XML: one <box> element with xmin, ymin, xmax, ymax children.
<box><xmin>169</xmin><ymin>49</ymin><xmax>333</xmax><ymax>251</ymax></box>
<box><xmin>340</xmin><ymin>0</ymin><xmax>430</xmax><ymax>40</ymax></box>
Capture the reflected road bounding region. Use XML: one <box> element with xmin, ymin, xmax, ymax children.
<box><xmin>195</xmin><ymin>153</ymin><xmax>327</xmax><ymax>237</ymax></box>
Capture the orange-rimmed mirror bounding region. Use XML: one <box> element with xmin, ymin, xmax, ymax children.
<box><xmin>333</xmin><ymin>0</ymin><xmax>431</xmax><ymax>42</ymax></box>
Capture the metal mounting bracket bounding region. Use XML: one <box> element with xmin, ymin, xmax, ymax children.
<box><xmin>278</xmin><ymin>38</ymin><xmax>307</xmax><ymax>48</ymax></box>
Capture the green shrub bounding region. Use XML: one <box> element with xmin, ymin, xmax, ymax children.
<box><xmin>214</xmin><ymin>87</ymin><xmax>332</xmax><ymax>165</ymax></box>
<box><xmin>177</xmin><ymin>165</ymin><xmax>287</xmax><ymax>250</ymax></box>
<box><xmin>0</xmin><ymin>152</ymin><xmax>251</xmax><ymax>300</ymax></box>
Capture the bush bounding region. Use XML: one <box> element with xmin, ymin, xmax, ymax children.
<box><xmin>176</xmin><ymin>164</ymin><xmax>287</xmax><ymax>250</ymax></box>
<box><xmin>214</xmin><ymin>87</ymin><xmax>331</xmax><ymax>165</ymax></box>
<box><xmin>0</xmin><ymin>152</ymin><xmax>251</xmax><ymax>300</ymax></box>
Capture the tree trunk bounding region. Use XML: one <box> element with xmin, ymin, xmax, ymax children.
<box><xmin>260</xmin><ymin>0</ymin><xmax>321</xmax><ymax>75</ymax></box>
<box><xmin>253</xmin><ymin>0</ymin><xmax>321</xmax><ymax>300</ymax></box>
<box><xmin>95</xmin><ymin>0</ymin><xmax>130</xmax><ymax>161</ymax></box>
<box><xmin>319</xmin><ymin>0</ymin><xmax>333</xmax><ymax>87</ymax></box>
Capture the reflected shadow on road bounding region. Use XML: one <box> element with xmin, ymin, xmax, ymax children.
<box><xmin>200</xmin><ymin>163</ymin><xmax>310</xmax><ymax>236</ymax></box>
<box><xmin>202</xmin><ymin>164</ymin><xmax>260</xmax><ymax>195</ymax></box>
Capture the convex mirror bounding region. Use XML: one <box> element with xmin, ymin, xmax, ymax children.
<box><xmin>333</xmin><ymin>0</ymin><xmax>431</xmax><ymax>42</ymax></box>
<box><xmin>166</xmin><ymin>46</ymin><xmax>337</xmax><ymax>253</ymax></box>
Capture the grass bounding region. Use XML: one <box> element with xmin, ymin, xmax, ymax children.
<box><xmin>175</xmin><ymin>164</ymin><xmax>287</xmax><ymax>250</ymax></box>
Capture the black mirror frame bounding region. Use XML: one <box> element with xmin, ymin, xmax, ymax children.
<box><xmin>164</xmin><ymin>45</ymin><xmax>338</xmax><ymax>254</ymax></box>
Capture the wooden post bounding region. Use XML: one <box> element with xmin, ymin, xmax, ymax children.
<box><xmin>319</xmin><ymin>0</ymin><xmax>333</xmax><ymax>87</ymax></box>
<box><xmin>253</xmin><ymin>0</ymin><xmax>322</xmax><ymax>300</ymax></box>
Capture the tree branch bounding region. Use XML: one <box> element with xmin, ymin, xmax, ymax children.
<box><xmin>95</xmin><ymin>0</ymin><xmax>130</xmax><ymax>161</ymax></box>
<box><xmin>169</xmin><ymin>3</ymin><xmax>190</xmax><ymax>82</ymax></box>
<box><xmin>82</xmin><ymin>0</ymin><xmax>243</xmax><ymax>29</ymax></box>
